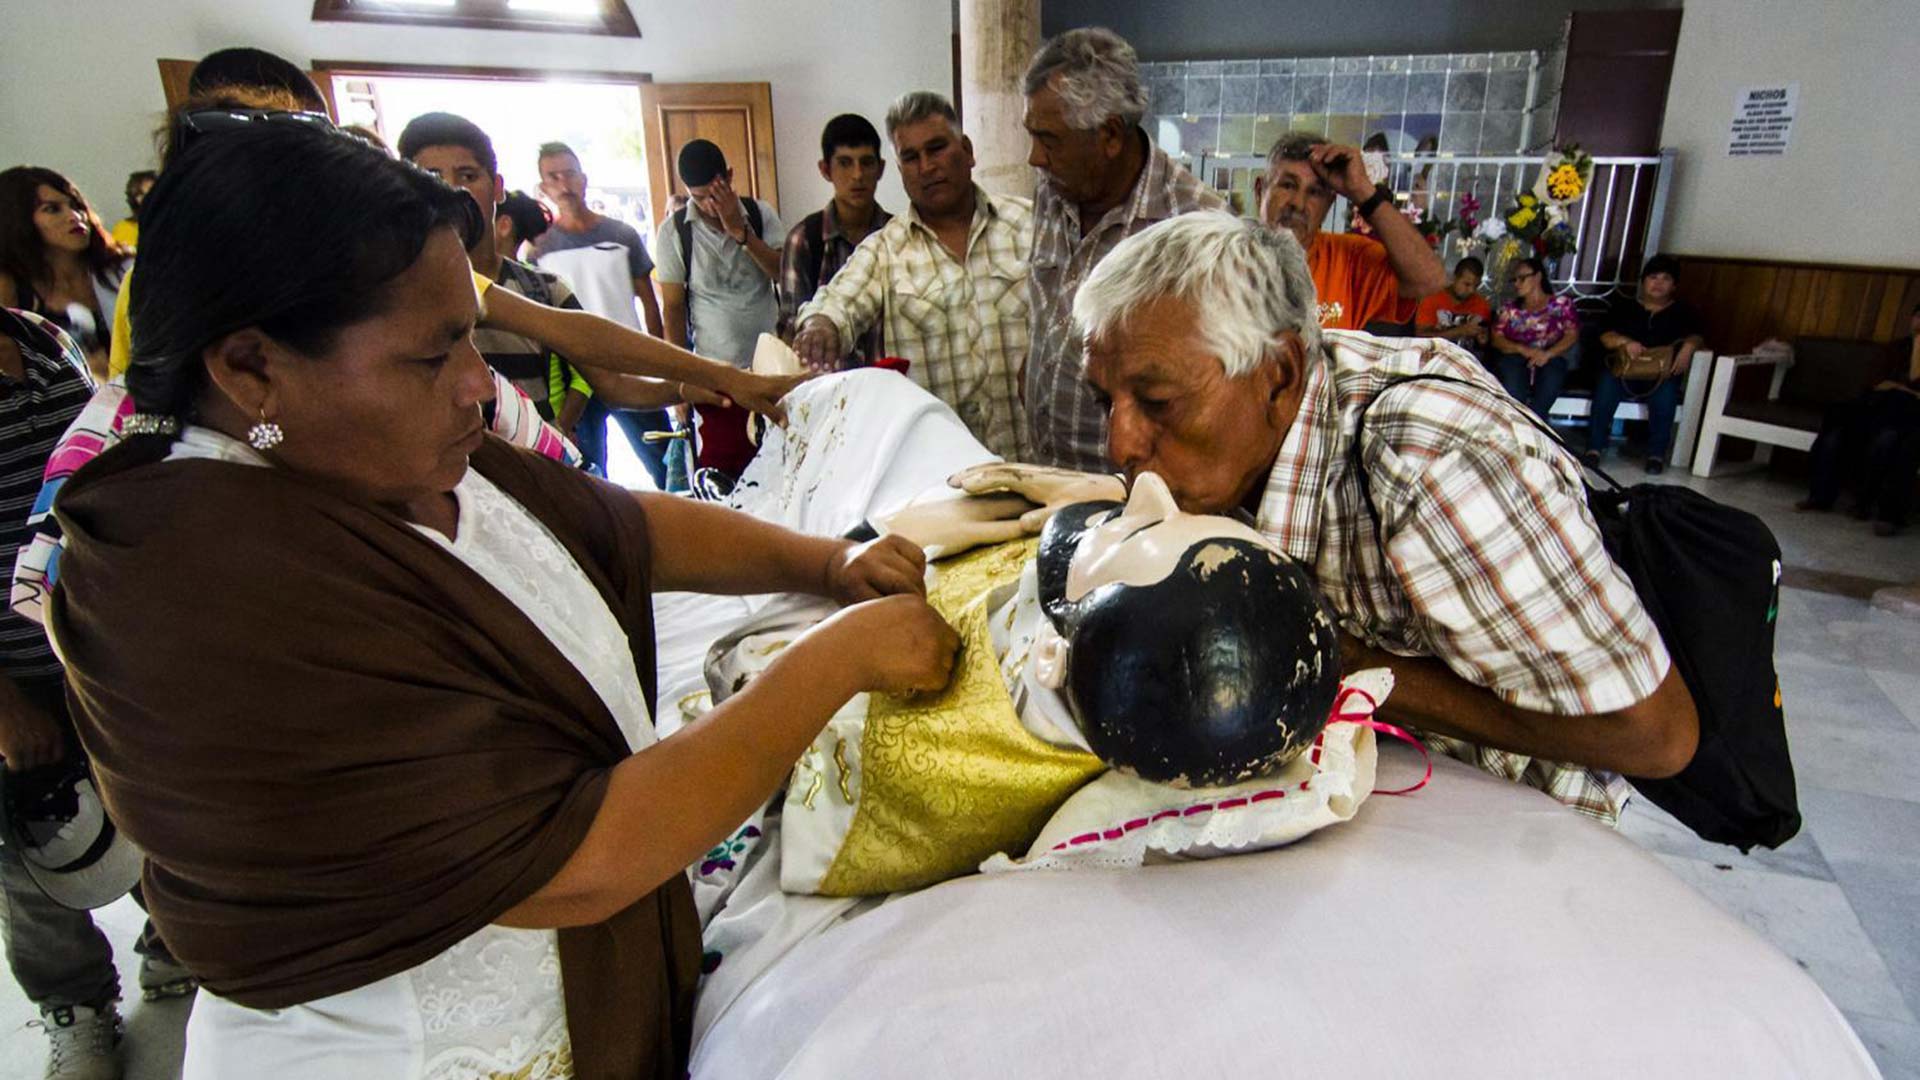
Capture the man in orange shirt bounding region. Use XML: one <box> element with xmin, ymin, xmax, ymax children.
<box><xmin>1256</xmin><ymin>132</ymin><xmax>1446</xmax><ymax>332</ymax></box>
<box><xmin>1415</xmin><ymin>256</ymin><xmax>1494</xmax><ymax>354</ymax></box>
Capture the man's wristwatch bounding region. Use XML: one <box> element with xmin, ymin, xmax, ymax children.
<box><xmin>1356</xmin><ymin>183</ymin><xmax>1394</xmax><ymax>220</ymax></box>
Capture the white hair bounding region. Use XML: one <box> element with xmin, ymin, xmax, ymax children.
<box><xmin>1021</xmin><ymin>27</ymin><xmax>1148</xmax><ymax>131</ymax></box>
<box><xmin>1074</xmin><ymin>212</ymin><xmax>1323</xmax><ymax>378</ymax></box>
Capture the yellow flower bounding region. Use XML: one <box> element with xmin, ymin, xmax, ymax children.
<box><xmin>1546</xmin><ymin>163</ymin><xmax>1584</xmax><ymax>201</ymax></box>
<box><xmin>1509</xmin><ymin>208</ymin><xmax>1537</xmax><ymax>230</ymax></box>
<box><xmin>1518</xmin><ymin>192</ymin><xmax>1538</xmax><ymax>208</ymax></box>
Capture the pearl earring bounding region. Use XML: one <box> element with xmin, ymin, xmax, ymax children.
<box><xmin>247</xmin><ymin>413</ymin><xmax>284</xmax><ymax>451</ymax></box>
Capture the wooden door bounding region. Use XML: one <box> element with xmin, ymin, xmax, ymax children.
<box><xmin>156</xmin><ymin>59</ymin><xmax>339</xmax><ymax>118</ymax></box>
<box><xmin>640</xmin><ymin>82</ymin><xmax>778</xmax><ymax>228</ymax></box>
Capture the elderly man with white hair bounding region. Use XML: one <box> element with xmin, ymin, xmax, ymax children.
<box><xmin>1020</xmin><ymin>27</ymin><xmax>1224</xmax><ymax>473</ymax></box>
<box><xmin>992</xmin><ymin>212</ymin><xmax>1696</xmax><ymax>822</ymax></box>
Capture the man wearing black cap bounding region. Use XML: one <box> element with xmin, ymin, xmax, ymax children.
<box><xmin>654</xmin><ymin>139</ymin><xmax>785</xmax><ymax>476</ymax></box>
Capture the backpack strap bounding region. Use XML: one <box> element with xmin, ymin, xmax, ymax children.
<box><xmin>802</xmin><ymin>211</ymin><xmax>829</xmax><ymax>295</ymax></box>
<box><xmin>673</xmin><ymin>206</ymin><xmax>695</xmax><ymax>340</ymax></box>
<box><xmin>741</xmin><ymin>196</ymin><xmax>764</xmax><ymax>242</ymax></box>
<box><xmin>1350</xmin><ymin>372</ymin><xmax>1624</xmax><ymax>547</ymax></box>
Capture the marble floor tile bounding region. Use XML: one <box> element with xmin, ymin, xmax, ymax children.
<box><xmin>1801</xmin><ymin>788</ymin><xmax>1920</xmax><ymax>1023</ymax></box>
<box><xmin>1653</xmin><ymin>853</ymin><xmax>1916</xmax><ymax>1025</ymax></box>
<box><xmin>1869</xmin><ymin>669</ymin><xmax>1920</xmax><ymax>731</ymax></box>
<box><xmin>1779</xmin><ymin>655</ymin><xmax>1917</xmax><ymax>734</ymax></box>
<box><xmin>1617</xmin><ymin>794</ymin><xmax>1833</xmax><ymax>881</ymax></box>
<box><xmin>1787</xmin><ymin>722</ymin><xmax>1920</xmax><ymax>803</ymax></box>
<box><xmin>1846</xmin><ymin>1013</ymin><xmax>1920</xmax><ymax>1080</ymax></box>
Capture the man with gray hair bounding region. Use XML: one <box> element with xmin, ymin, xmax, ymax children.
<box><xmin>795</xmin><ymin>92</ymin><xmax>1033</xmax><ymax>460</ymax></box>
<box><xmin>1020</xmin><ymin>26</ymin><xmax>1224</xmax><ymax>472</ymax></box>
<box><xmin>1256</xmin><ymin>130</ymin><xmax>1447</xmax><ymax>331</ymax></box>
<box><xmin>1048</xmin><ymin>212</ymin><xmax>1697</xmax><ymax>824</ymax></box>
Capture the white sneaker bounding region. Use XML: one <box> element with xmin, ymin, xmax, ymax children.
<box><xmin>33</xmin><ymin>1002</ymin><xmax>124</xmax><ymax>1080</ymax></box>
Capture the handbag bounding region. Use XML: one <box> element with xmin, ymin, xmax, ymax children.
<box><xmin>1608</xmin><ymin>342</ymin><xmax>1676</xmax><ymax>383</ymax></box>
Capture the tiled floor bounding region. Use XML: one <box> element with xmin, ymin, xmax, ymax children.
<box><xmin>2</xmin><ymin>462</ymin><xmax>1916</xmax><ymax>1079</ymax></box>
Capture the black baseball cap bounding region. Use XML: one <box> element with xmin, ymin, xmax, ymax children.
<box><xmin>0</xmin><ymin>759</ymin><xmax>142</xmax><ymax>910</ymax></box>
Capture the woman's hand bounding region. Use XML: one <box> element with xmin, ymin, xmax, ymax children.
<box><xmin>1527</xmin><ymin>347</ymin><xmax>1551</xmax><ymax>368</ymax></box>
<box><xmin>679</xmin><ymin>381</ymin><xmax>730</xmax><ymax>408</ymax></box>
<box><xmin>1621</xmin><ymin>339</ymin><xmax>1647</xmax><ymax>359</ymax></box>
<box><xmin>823</xmin><ymin>536</ymin><xmax>928</xmax><ymax>604</ymax></box>
<box><xmin>813</xmin><ymin>595</ymin><xmax>961</xmax><ymax>695</ymax></box>
<box><xmin>719</xmin><ymin>367</ymin><xmax>809</xmax><ymax>424</ymax></box>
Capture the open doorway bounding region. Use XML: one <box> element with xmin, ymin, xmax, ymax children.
<box><xmin>321</xmin><ymin>64</ymin><xmax>655</xmax><ymax>244</ymax></box>
<box><xmin>319</xmin><ymin>63</ymin><xmax>661</xmax><ymax>486</ymax></box>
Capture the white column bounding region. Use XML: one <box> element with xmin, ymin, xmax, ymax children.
<box><xmin>958</xmin><ymin>0</ymin><xmax>1041</xmax><ymax>200</ymax></box>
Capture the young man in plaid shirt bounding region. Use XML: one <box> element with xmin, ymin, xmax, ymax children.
<box><xmin>974</xmin><ymin>213</ymin><xmax>1697</xmax><ymax>824</ymax></box>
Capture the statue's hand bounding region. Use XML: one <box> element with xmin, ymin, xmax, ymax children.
<box><xmin>877</xmin><ymin>491</ymin><xmax>1042</xmax><ymax>561</ymax></box>
<box><xmin>948</xmin><ymin>462</ymin><xmax>1127</xmax><ymax>532</ymax></box>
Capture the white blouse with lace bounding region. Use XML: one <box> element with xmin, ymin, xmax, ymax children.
<box><xmin>171</xmin><ymin>427</ymin><xmax>651</xmax><ymax>1080</ymax></box>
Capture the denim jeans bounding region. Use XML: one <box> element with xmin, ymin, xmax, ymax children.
<box><xmin>1494</xmin><ymin>349</ymin><xmax>1571</xmax><ymax>421</ymax></box>
<box><xmin>609</xmin><ymin>408</ymin><xmax>675</xmax><ymax>489</ymax></box>
<box><xmin>1588</xmin><ymin>370</ymin><xmax>1681</xmax><ymax>460</ymax></box>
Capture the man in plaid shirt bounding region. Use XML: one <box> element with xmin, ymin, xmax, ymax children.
<box><xmin>794</xmin><ymin>92</ymin><xmax>1032</xmax><ymax>462</ymax></box>
<box><xmin>1026</xmin><ymin>213</ymin><xmax>1697</xmax><ymax>823</ymax></box>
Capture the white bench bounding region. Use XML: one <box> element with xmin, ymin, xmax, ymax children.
<box><xmin>1690</xmin><ymin>349</ymin><xmax>1805</xmax><ymax>478</ymax></box>
<box><xmin>1545</xmin><ymin>350</ymin><xmax>1714</xmax><ymax>470</ymax></box>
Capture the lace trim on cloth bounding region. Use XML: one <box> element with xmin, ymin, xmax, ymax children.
<box><xmin>413</xmin><ymin>927</ymin><xmax>570</xmax><ymax>1080</ymax></box>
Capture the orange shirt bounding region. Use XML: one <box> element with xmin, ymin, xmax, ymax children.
<box><xmin>1308</xmin><ymin>231</ymin><xmax>1400</xmax><ymax>332</ymax></box>
<box><xmin>1415</xmin><ymin>290</ymin><xmax>1493</xmax><ymax>331</ymax></box>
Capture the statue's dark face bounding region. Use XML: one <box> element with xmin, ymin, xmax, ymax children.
<box><xmin>1034</xmin><ymin>473</ymin><xmax>1343</xmax><ymax>789</ymax></box>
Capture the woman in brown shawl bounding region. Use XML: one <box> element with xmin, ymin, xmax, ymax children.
<box><xmin>47</xmin><ymin>118</ymin><xmax>958</xmax><ymax>1080</ymax></box>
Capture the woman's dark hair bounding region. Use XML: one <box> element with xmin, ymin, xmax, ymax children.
<box><xmin>1512</xmin><ymin>256</ymin><xmax>1550</xmax><ymax>288</ymax></box>
<box><xmin>0</xmin><ymin>166</ymin><xmax>127</xmax><ymax>294</ymax></box>
<box><xmin>124</xmin><ymin>170</ymin><xmax>159</xmax><ymax>218</ymax></box>
<box><xmin>1641</xmin><ymin>253</ymin><xmax>1681</xmax><ymax>281</ymax></box>
<box><xmin>128</xmin><ymin>122</ymin><xmax>473</xmax><ymax>417</ymax></box>
<box><xmin>498</xmin><ymin>190</ymin><xmax>551</xmax><ymax>248</ymax></box>
<box><xmin>188</xmin><ymin>47</ymin><xmax>328</xmax><ymax>112</ymax></box>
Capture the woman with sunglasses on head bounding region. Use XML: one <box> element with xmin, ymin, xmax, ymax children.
<box><xmin>1488</xmin><ymin>256</ymin><xmax>1580</xmax><ymax>421</ymax></box>
<box><xmin>49</xmin><ymin>120</ymin><xmax>957</xmax><ymax>1080</ymax></box>
<box><xmin>0</xmin><ymin>167</ymin><xmax>132</xmax><ymax>381</ymax></box>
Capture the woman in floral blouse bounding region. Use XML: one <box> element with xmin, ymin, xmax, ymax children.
<box><xmin>1490</xmin><ymin>257</ymin><xmax>1580</xmax><ymax>420</ymax></box>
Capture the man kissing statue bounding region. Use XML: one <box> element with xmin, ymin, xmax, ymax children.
<box><xmin>705</xmin><ymin>462</ymin><xmax>1368</xmax><ymax>898</ymax></box>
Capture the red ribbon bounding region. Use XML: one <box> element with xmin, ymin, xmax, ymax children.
<box><xmin>1328</xmin><ymin>686</ymin><xmax>1432</xmax><ymax>796</ymax></box>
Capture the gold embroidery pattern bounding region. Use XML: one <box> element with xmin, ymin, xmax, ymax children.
<box><xmin>832</xmin><ymin>736</ymin><xmax>855</xmax><ymax>804</ymax></box>
<box><xmin>818</xmin><ymin>540</ymin><xmax>1104</xmax><ymax>896</ymax></box>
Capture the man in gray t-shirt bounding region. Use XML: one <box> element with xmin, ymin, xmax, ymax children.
<box><xmin>653</xmin><ymin>139</ymin><xmax>784</xmax><ymax>476</ymax></box>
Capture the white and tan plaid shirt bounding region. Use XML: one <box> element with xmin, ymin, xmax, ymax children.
<box><xmin>1026</xmin><ymin>136</ymin><xmax>1224</xmax><ymax>471</ymax></box>
<box><xmin>799</xmin><ymin>186</ymin><xmax>1032</xmax><ymax>461</ymax></box>
<box><xmin>1258</xmin><ymin>330</ymin><xmax>1669</xmax><ymax>823</ymax></box>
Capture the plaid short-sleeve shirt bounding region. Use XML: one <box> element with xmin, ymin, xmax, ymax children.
<box><xmin>797</xmin><ymin>187</ymin><xmax>1032</xmax><ymax>462</ymax></box>
<box><xmin>1256</xmin><ymin>330</ymin><xmax>1670</xmax><ymax>822</ymax></box>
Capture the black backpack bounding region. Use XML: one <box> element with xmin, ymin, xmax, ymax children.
<box><xmin>1355</xmin><ymin>373</ymin><xmax>1800</xmax><ymax>851</ymax></box>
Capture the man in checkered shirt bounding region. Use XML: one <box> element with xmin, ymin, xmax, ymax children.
<box><xmin>991</xmin><ymin>212</ymin><xmax>1698</xmax><ymax>824</ymax></box>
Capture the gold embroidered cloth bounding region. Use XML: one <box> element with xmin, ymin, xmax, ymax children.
<box><xmin>817</xmin><ymin>540</ymin><xmax>1105</xmax><ymax>896</ymax></box>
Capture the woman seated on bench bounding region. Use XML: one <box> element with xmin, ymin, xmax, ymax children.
<box><xmin>1583</xmin><ymin>254</ymin><xmax>1705</xmax><ymax>476</ymax></box>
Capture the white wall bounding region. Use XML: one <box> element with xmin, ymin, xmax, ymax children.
<box><xmin>1658</xmin><ymin>0</ymin><xmax>1920</xmax><ymax>266</ymax></box>
<box><xmin>0</xmin><ymin>0</ymin><xmax>953</xmax><ymax>228</ymax></box>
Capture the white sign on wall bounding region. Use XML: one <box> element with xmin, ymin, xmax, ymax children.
<box><xmin>1726</xmin><ymin>83</ymin><xmax>1798</xmax><ymax>157</ymax></box>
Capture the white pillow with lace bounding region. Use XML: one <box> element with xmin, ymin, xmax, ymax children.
<box><xmin>982</xmin><ymin>669</ymin><xmax>1400</xmax><ymax>875</ymax></box>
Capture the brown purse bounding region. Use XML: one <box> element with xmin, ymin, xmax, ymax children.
<box><xmin>1607</xmin><ymin>343</ymin><xmax>1676</xmax><ymax>383</ymax></box>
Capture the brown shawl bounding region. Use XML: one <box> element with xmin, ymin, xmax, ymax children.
<box><xmin>49</xmin><ymin>434</ymin><xmax>700</xmax><ymax>1079</ymax></box>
